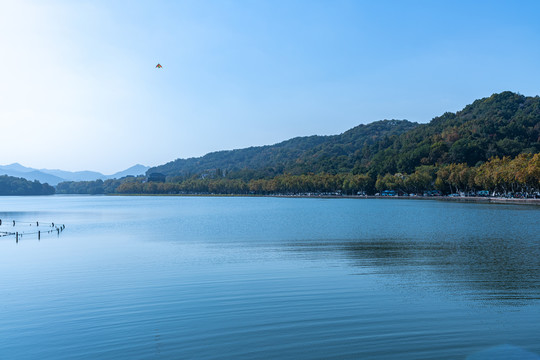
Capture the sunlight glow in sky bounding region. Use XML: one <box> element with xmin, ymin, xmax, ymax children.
<box><xmin>1</xmin><ymin>0</ymin><xmax>539</xmax><ymax>173</ymax></box>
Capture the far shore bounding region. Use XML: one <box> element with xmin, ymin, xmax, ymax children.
<box><xmin>363</xmin><ymin>195</ymin><xmax>540</xmax><ymax>206</ymax></box>
<box><xmin>275</xmin><ymin>195</ymin><xmax>540</xmax><ymax>205</ymax></box>
<box><xmin>108</xmin><ymin>193</ymin><xmax>540</xmax><ymax>205</ymax></box>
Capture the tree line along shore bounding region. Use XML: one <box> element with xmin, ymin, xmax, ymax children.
<box><xmin>54</xmin><ymin>152</ymin><xmax>539</xmax><ymax>198</ymax></box>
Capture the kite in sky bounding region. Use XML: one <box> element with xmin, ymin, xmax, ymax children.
<box><xmin>156</xmin><ymin>63</ymin><xmax>162</xmax><ymax>68</ymax></box>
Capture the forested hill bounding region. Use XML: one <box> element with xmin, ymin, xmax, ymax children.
<box><xmin>149</xmin><ymin>91</ymin><xmax>540</xmax><ymax>179</ymax></box>
<box><xmin>0</xmin><ymin>175</ymin><xmax>55</xmax><ymax>195</ymax></box>
<box><xmin>149</xmin><ymin>119</ymin><xmax>419</xmax><ymax>178</ymax></box>
<box><xmin>365</xmin><ymin>91</ymin><xmax>540</xmax><ymax>175</ymax></box>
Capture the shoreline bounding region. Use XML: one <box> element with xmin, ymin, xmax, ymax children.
<box><xmin>107</xmin><ymin>193</ymin><xmax>540</xmax><ymax>205</ymax></box>
<box><xmin>435</xmin><ymin>196</ymin><xmax>540</xmax><ymax>206</ymax></box>
<box><xmin>276</xmin><ymin>195</ymin><xmax>540</xmax><ymax>205</ymax></box>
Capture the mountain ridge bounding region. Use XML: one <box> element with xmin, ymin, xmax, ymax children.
<box><xmin>0</xmin><ymin>163</ymin><xmax>150</xmax><ymax>185</ymax></box>
<box><xmin>147</xmin><ymin>91</ymin><xmax>540</xmax><ymax>179</ymax></box>
<box><xmin>149</xmin><ymin>119</ymin><xmax>419</xmax><ymax>178</ymax></box>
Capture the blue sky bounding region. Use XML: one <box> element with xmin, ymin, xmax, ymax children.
<box><xmin>1</xmin><ymin>0</ymin><xmax>539</xmax><ymax>173</ymax></box>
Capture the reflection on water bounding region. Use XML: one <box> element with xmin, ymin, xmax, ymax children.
<box><xmin>286</xmin><ymin>233</ymin><xmax>540</xmax><ymax>303</ymax></box>
<box><xmin>277</xmin><ymin>200</ymin><xmax>540</xmax><ymax>304</ymax></box>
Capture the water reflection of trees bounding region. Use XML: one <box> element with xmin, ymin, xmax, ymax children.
<box><xmin>286</xmin><ymin>235</ymin><xmax>540</xmax><ymax>303</ymax></box>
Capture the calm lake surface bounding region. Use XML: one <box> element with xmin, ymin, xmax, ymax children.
<box><xmin>0</xmin><ymin>196</ymin><xmax>539</xmax><ymax>359</ymax></box>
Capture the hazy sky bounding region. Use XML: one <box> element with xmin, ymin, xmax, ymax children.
<box><xmin>1</xmin><ymin>0</ymin><xmax>539</xmax><ymax>174</ymax></box>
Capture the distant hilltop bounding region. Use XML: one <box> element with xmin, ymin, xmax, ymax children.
<box><xmin>148</xmin><ymin>91</ymin><xmax>540</xmax><ymax>179</ymax></box>
<box><xmin>0</xmin><ymin>163</ymin><xmax>149</xmax><ymax>186</ymax></box>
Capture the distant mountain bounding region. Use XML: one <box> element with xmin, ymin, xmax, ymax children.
<box><xmin>0</xmin><ymin>165</ymin><xmax>65</xmax><ymax>185</ymax></box>
<box><xmin>39</xmin><ymin>169</ymin><xmax>106</xmax><ymax>182</ymax></box>
<box><xmin>148</xmin><ymin>119</ymin><xmax>418</xmax><ymax>178</ymax></box>
<box><xmin>0</xmin><ymin>163</ymin><xmax>149</xmax><ymax>186</ymax></box>
<box><xmin>0</xmin><ymin>163</ymin><xmax>36</xmax><ymax>173</ymax></box>
<box><xmin>361</xmin><ymin>91</ymin><xmax>540</xmax><ymax>175</ymax></box>
<box><xmin>108</xmin><ymin>164</ymin><xmax>149</xmax><ymax>179</ymax></box>
<box><xmin>148</xmin><ymin>91</ymin><xmax>540</xmax><ymax>179</ymax></box>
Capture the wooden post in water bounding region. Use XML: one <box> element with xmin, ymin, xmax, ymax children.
<box><xmin>38</xmin><ymin>231</ymin><xmax>40</xmax><ymax>240</ymax></box>
<box><xmin>16</xmin><ymin>232</ymin><xmax>18</xmax><ymax>243</ymax></box>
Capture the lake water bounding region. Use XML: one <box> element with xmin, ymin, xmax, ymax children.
<box><xmin>0</xmin><ymin>196</ymin><xmax>538</xmax><ymax>359</ymax></box>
